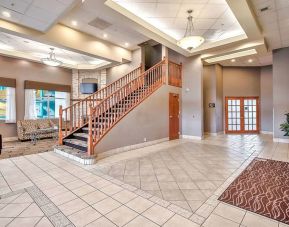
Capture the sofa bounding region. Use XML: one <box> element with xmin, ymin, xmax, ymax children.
<box><xmin>17</xmin><ymin>119</ymin><xmax>58</xmax><ymax>141</ymax></box>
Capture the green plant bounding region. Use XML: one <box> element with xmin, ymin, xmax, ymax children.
<box><xmin>280</xmin><ymin>113</ymin><xmax>289</xmax><ymax>136</ymax></box>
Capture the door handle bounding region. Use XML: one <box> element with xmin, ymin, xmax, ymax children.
<box><xmin>169</xmin><ymin>116</ymin><xmax>173</xmax><ymax>118</ymax></box>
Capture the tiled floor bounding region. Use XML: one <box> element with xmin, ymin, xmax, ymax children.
<box><xmin>0</xmin><ymin>134</ymin><xmax>288</xmax><ymax>227</ymax></box>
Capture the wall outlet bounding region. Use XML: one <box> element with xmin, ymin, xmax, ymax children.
<box><xmin>144</xmin><ymin>138</ymin><xmax>147</xmax><ymax>142</ymax></box>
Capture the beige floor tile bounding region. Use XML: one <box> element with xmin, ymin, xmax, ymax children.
<box><xmin>213</xmin><ymin>203</ymin><xmax>245</xmax><ymax>223</ymax></box>
<box><xmin>68</xmin><ymin>206</ymin><xmax>102</xmax><ymax>227</ymax></box>
<box><xmin>81</xmin><ymin>190</ymin><xmax>107</xmax><ymax>205</ymax></box>
<box><xmin>72</xmin><ymin>184</ymin><xmax>95</xmax><ymax>197</ymax></box>
<box><xmin>106</xmin><ymin>205</ymin><xmax>138</xmax><ymax>226</ymax></box>
<box><xmin>112</xmin><ymin>190</ymin><xmax>138</xmax><ymax>203</ymax></box>
<box><xmin>182</xmin><ymin>190</ymin><xmax>207</xmax><ymax>201</ymax></box>
<box><xmin>0</xmin><ymin>218</ymin><xmax>13</xmax><ymax>226</ymax></box>
<box><xmin>92</xmin><ymin>197</ymin><xmax>121</xmax><ymax>215</ymax></box>
<box><xmin>161</xmin><ymin>190</ymin><xmax>185</xmax><ymax>201</ymax></box>
<box><xmin>50</xmin><ymin>191</ymin><xmax>77</xmax><ymax>206</ymax></box>
<box><xmin>19</xmin><ymin>203</ymin><xmax>44</xmax><ymax>217</ymax></box>
<box><xmin>177</xmin><ymin>182</ymin><xmax>198</xmax><ymax>190</ymax></box>
<box><xmin>7</xmin><ymin>217</ymin><xmax>41</xmax><ymax>227</ymax></box>
<box><xmin>124</xmin><ymin>215</ymin><xmax>159</xmax><ymax>227</ymax></box>
<box><xmin>58</xmin><ymin>198</ymin><xmax>88</xmax><ymax>216</ymax></box>
<box><xmin>35</xmin><ymin>217</ymin><xmax>53</xmax><ymax>227</ymax></box>
<box><xmin>100</xmin><ymin>184</ymin><xmax>123</xmax><ymax>196</ymax></box>
<box><xmin>163</xmin><ymin>214</ymin><xmax>200</xmax><ymax>227</ymax></box>
<box><xmin>64</xmin><ymin>180</ymin><xmax>86</xmax><ymax>190</ymax></box>
<box><xmin>11</xmin><ymin>193</ymin><xmax>33</xmax><ymax>204</ymax></box>
<box><xmin>126</xmin><ymin>196</ymin><xmax>154</xmax><ymax>213</ymax></box>
<box><xmin>203</xmin><ymin>214</ymin><xmax>239</xmax><ymax>227</ymax></box>
<box><xmin>142</xmin><ymin>204</ymin><xmax>174</xmax><ymax>225</ymax></box>
<box><xmin>86</xmin><ymin>216</ymin><xmax>117</xmax><ymax>227</ymax></box>
<box><xmin>42</xmin><ymin>185</ymin><xmax>69</xmax><ymax>198</ymax></box>
<box><xmin>241</xmin><ymin>212</ymin><xmax>279</xmax><ymax>227</ymax></box>
<box><xmin>0</xmin><ymin>203</ymin><xmax>30</xmax><ymax>217</ymax></box>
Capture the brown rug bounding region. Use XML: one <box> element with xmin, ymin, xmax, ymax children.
<box><xmin>219</xmin><ymin>158</ymin><xmax>289</xmax><ymax>224</ymax></box>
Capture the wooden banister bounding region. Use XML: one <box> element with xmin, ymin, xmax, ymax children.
<box><xmin>59</xmin><ymin>66</ymin><xmax>142</xmax><ymax>144</ymax></box>
<box><xmin>87</xmin><ymin>59</ymin><xmax>166</xmax><ymax>155</ymax></box>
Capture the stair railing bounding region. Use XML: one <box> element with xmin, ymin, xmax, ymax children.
<box><xmin>87</xmin><ymin>59</ymin><xmax>166</xmax><ymax>155</ymax></box>
<box><xmin>59</xmin><ymin>65</ymin><xmax>142</xmax><ymax>145</ymax></box>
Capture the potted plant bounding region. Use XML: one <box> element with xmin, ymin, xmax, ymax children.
<box><xmin>280</xmin><ymin>113</ymin><xmax>289</xmax><ymax>136</ymax></box>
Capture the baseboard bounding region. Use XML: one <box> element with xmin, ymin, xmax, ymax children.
<box><xmin>181</xmin><ymin>135</ymin><xmax>203</xmax><ymax>140</ymax></box>
<box><xmin>3</xmin><ymin>137</ymin><xmax>18</xmax><ymax>142</ymax></box>
<box><xmin>204</xmin><ymin>131</ymin><xmax>224</xmax><ymax>136</ymax></box>
<box><xmin>273</xmin><ymin>138</ymin><xmax>289</xmax><ymax>143</ymax></box>
<box><xmin>260</xmin><ymin>131</ymin><xmax>273</xmax><ymax>135</ymax></box>
<box><xmin>97</xmin><ymin>137</ymin><xmax>169</xmax><ymax>159</ymax></box>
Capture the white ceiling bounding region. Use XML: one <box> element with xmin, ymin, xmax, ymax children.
<box><xmin>0</xmin><ymin>0</ymin><xmax>77</xmax><ymax>31</ymax></box>
<box><xmin>112</xmin><ymin>0</ymin><xmax>245</xmax><ymax>43</ymax></box>
<box><xmin>60</xmin><ymin>0</ymin><xmax>149</xmax><ymax>50</ymax></box>
<box><xmin>251</xmin><ymin>0</ymin><xmax>289</xmax><ymax>50</ymax></box>
<box><xmin>0</xmin><ymin>31</ymin><xmax>110</xmax><ymax>68</ymax></box>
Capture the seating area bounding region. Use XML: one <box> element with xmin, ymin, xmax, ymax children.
<box><xmin>0</xmin><ymin>0</ymin><xmax>289</xmax><ymax>227</ymax></box>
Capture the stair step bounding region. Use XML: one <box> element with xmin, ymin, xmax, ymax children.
<box><xmin>73</xmin><ymin>133</ymin><xmax>88</xmax><ymax>141</ymax></box>
<box><xmin>63</xmin><ymin>139</ymin><xmax>87</xmax><ymax>152</ymax></box>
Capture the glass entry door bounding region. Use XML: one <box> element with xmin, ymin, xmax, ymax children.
<box><xmin>225</xmin><ymin>97</ymin><xmax>259</xmax><ymax>134</ymax></box>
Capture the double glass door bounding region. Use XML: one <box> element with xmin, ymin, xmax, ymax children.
<box><xmin>225</xmin><ymin>97</ymin><xmax>259</xmax><ymax>133</ymax></box>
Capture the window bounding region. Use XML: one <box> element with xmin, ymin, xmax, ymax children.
<box><xmin>0</xmin><ymin>86</ymin><xmax>7</xmax><ymax>120</ymax></box>
<box><xmin>35</xmin><ymin>90</ymin><xmax>68</xmax><ymax>119</ymax></box>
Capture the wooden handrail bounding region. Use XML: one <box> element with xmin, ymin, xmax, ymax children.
<box><xmin>87</xmin><ymin>59</ymin><xmax>166</xmax><ymax>155</ymax></box>
<box><xmin>59</xmin><ymin>65</ymin><xmax>142</xmax><ymax>144</ymax></box>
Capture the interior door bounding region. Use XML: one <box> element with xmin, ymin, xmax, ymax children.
<box><xmin>225</xmin><ymin>97</ymin><xmax>259</xmax><ymax>134</ymax></box>
<box><xmin>169</xmin><ymin>93</ymin><xmax>180</xmax><ymax>140</ymax></box>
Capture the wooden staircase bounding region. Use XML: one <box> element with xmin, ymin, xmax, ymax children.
<box><xmin>58</xmin><ymin>59</ymin><xmax>167</xmax><ymax>156</ymax></box>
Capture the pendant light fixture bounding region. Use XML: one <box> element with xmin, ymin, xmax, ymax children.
<box><xmin>177</xmin><ymin>10</ymin><xmax>205</xmax><ymax>50</ymax></box>
<box><xmin>41</xmin><ymin>48</ymin><xmax>63</xmax><ymax>67</ymax></box>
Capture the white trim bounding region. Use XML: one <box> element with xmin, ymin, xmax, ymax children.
<box><xmin>3</xmin><ymin>137</ymin><xmax>18</xmax><ymax>142</ymax></box>
<box><xmin>181</xmin><ymin>135</ymin><xmax>203</xmax><ymax>140</ymax></box>
<box><xmin>273</xmin><ymin>138</ymin><xmax>289</xmax><ymax>143</ymax></box>
<box><xmin>260</xmin><ymin>131</ymin><xmax>273</xmax><ymax>135</ymax></box>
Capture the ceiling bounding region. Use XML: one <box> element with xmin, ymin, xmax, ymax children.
<box><xmin>60</xmin><ymin>0</ymin><xmax>149</xmax><ymax>50</ymax></box>
<box><xmin>251</xmin><ymin>0</ymin><xmax>289</xmax><ymax>50</ymax></box>
<box><xmin>112</xmin><ymin>0</ymin><xmax>245</xmax><ymax>43</ymax></box>
<box><xmin>0</xmin><ymin>31</ymin><xmax>111</xmax><ymax>69</ymax></box>
<box><xmin>0</xmin><ymin>0</ymin><xmax>78</xmax><ymax>31</ymax></box>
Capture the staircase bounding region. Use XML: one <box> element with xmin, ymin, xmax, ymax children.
<box><xmin>58</xmin><ymin>59</ymin><xmax>167</xmax><ymax>157</ymax></box>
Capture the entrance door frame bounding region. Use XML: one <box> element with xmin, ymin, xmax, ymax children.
<box><xmin>225</xmin><ymin>96</ymin><xmax>260</xmax><ymax>134</ymax></box>
<box><xmin>169</xmin><ymin>93</ymin><xmax>180</xmax><ymax>140</ymax></box>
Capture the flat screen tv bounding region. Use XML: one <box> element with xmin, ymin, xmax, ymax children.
<box><xmin>80</xmin><ymin>83</ymin><xmax>98</xmax><ymax>94</ymax></box>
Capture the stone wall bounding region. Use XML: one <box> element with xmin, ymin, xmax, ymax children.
<box><xmin>72</xmin><ymin>69</ymin><xmax>107</xmax><ymax>100</ymax></box>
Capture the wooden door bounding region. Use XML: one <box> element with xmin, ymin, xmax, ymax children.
<box><xmin>169</xmin><ymin>93</ymin><xmax>180</xmax><ymax>140</ymax></box>
<box><xmin>225</xmin><ymin>97</ymin><xmax>260</xmax><ymax>134</ymax></box>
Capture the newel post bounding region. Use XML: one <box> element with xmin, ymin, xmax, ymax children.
<box><xmin>87</xmin><ymin>104</ymin><xmax>94</xmax><ymax>156</ymax></box>
<box><xmin>58</xmin><ymin>105</ymin><xmax>63</xmax><ymax>145</ymax></box>
<box><xmin>163</xmin><ymin>56</ymin><xmax>169</xmax><ymax>84</ymax></box>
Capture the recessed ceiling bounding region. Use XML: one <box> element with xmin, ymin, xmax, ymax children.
<box><xmin>251</xmin><ymin>0</ymin><xmax>289</xmax><ymax>50</ymax></box>
<box><xmin>0</xmin><ymin>31</ymin><xmax>111</xmax><ymax>69</ymax></box>
<box><xmin>0</xmin><ymin>0</ymin><xmax>78</xmax><ymax>31</ymax></box>
<box><xmin>111</xmin><ymin>0</ymin><xmax>245</xmax><ymax>44</ymax></box>
<box><xmin>60</xmin><ymin>0</ymin><xmax>149</xmax><ymax>50</ymax></box>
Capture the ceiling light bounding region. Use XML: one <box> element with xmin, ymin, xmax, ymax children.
<box><xmin>205</xmin><ymin>49</ymin><xmax>257</xmax><ymax>64</ymax></box>
<box><xmin>248</xmin><ymin>59</ymin><xmax>253</xmax><ymax>63</ymax></box>
<box><xmin>177</xmin><ymin>10</ymin><xmax>205</xmax><ymax>51</ymax></box>
<box><xmin>231</xmin><ymin>59</ymin><xmax>236</xmax><ymax>62</ymax></box>
<box><xmin>82</xmin><ymin>0</ymin><xmax>85</xmax><ymax>2</ymax></box>
<box><xmin>103</xmin><ymin>33</ymin><xmax>108</xmax><ymax>38</ymax></box>
<box><xmin>71</xmin><ymin>20</ymin><xmax>77</xmax><ymax>26</ymax></box>
<box><xmin>41</xmin><ymin>48</ymin><xmax>63</xmax><ymax>67</ymax></box>
<box><xmin>125</xmin><ymin>42</ymin><xmax>129</xmax><ymax>47</ymax></box>
<box><xmin>2</xmin><ymin>11</ymin><xmax>11</xmax><ymax>18</ymax></box>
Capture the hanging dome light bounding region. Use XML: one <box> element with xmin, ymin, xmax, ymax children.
<box><xmin>177</xmin><ymin>10</ymin><xmax>205</xmax><ymax>50</ymax></box>
<box><xmin>41</xmin><ymin>48</ymin><xmax>63</xmax><ymax>67</ymax></box>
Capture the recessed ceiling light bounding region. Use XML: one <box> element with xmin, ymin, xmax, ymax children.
<box><xmin>82</xmin><ymin>0</ymin><xmax>85</xmax><ymax>2</ymax></box>
<box><xmin>248</xmin><ymin>59</ymin><xmax>253</xmax><ymax>63</ymax></box>
<box><xmin>2</xmin><ymin>11</ymin><xmax>11</xmax><ymax>18</ymax></box>
<box><xmin>103</xmin><ymin>33</ymin><xmax>108</xmax><ymax>38</ymax></box>
<box><xmin>231</xmin><ymin>59</ymin><xmax>236</xmax><ymax>62</ymax></box>
<box><xmin>71</xmin><ymin>20</ymin><xmax>77</xmax><ymax>26</ymax></box>
<box><xmin>125</xmin><ymin>42</ymin><xmax>129</xmax><ymax>47</ymax></box>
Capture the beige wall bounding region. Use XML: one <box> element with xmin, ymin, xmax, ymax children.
<box><xmin>0</xmin><ymin>56</ymin><xmax>72</xmax><ymax>138</ymax></box>
<box><xmin>260</xmin><ymin>66</ymin><xmax>273</xmax><ymax>133</ymax></box>
<box><xmin>106</xmin><ymin>49</ymin><xmax>141</xmax><ymax>84</ymax></box>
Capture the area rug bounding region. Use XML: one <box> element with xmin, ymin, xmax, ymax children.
<box><xmin>219</xmin><ymin>158</ymin><xmax>289</xmax><ymax>224</ymax></box>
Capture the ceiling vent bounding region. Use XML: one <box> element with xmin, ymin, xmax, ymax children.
<box><xmin>260</xmin><ymin>6</ymin><xmax>269</xmax><ymax>12</ymax></box>
<box><xmin>88</xmin><ymin>18</ymin><xmax>112</xmax><ymax>30</ymax></box>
